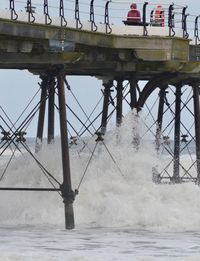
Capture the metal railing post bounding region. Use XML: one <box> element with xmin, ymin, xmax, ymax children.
<box><xmin>90</xmin><ymin>0</ymin><xmax>97</xmax><ymax>31</ymax></box>
<box><xmin>44</xmin><ymin>0</ymin><xmax>52</xmax><ymax>25</ymax></box>
<box><xmin>168</xmin><ymin>4</ymin><xmax>175</xmax><ymax>36</ymax></box>
<box><xmin>59</xmin><ymin>0</ymin><xmax>67</xmax><ymax>26</ymax></box>
<box><xmin>104</xmin><ymin>1</ymin><xmax>112</xmax><ymax>34</ymax></box>
<box><xmin>182</xmin><ymin>6</ymin><xmax>189</xmax><ymax>38</ymax></box>
<box><xmin>142</xmin><ymin>2</ymin><xmax>148</xmax><ymax>36</ymax></box>
<box><xmin>26</xmin><ymin>0</ymin><xmax>35</xmax><ymax>23</ymax></box>
<box><xmin>75</xmin><ymin>0</ymin><xmax>83</xmax><ymax>29</ymax></box>
<box><xmin>195</xmin><ymin>16</ymin><xmax>200</xmax><ymax>45</ymax></box>
<box><xmin>10</xmin><ymin>0</ymin><xmax>18</xmax><ymax>20</ymax></box>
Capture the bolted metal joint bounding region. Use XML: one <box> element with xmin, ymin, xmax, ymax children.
<box><xmin>95</xmin><ymin>131</ymin><xmax>104</xmax><ymax>142</ymax></box>
<box><xmin>1</xmin><ymin>131</ymin><xmax>11</xmax><ymax>141</ymax></box>
<box><xmin>15</xmin><ymin>131</ymin><xmax>26</xmax><ymax>143</ymax></box>
<box><xmin>60</xmin><ymin>185</ymin><xmax>76</xmax><ymax>204</ymax></box>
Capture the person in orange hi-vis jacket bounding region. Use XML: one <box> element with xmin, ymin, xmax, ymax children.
<box><xmin>154</xmin><ymin>5</ymin><xmax>164</xmax><ymax>27</ymax></box>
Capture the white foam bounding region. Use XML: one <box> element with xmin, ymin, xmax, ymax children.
<box><xmin>0</xmin><ymin>112</ymin><xmax>200</xmax><ymax>232</ymax></box>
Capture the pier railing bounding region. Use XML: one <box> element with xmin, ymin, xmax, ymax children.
<box><xmin>0</xmin><ymin>0</ymin><xmax>199</xmax><ymax>44</ymax></box>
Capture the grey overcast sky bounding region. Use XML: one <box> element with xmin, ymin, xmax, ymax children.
<box><xmin>0</xmin><ymin>0</ymin><xmax>198</xmax><ymax>137</ymax></box>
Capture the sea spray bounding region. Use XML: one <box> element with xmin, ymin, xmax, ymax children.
<box><xmin>0</xmin><ymin>112</ymin><xmax>200</xmax><ymax>231</ymax></box>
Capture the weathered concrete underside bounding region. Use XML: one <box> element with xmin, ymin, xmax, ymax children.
<box><xmin>0</xmin><ymin>18</ymin><xmax>200</xmax><ymax>80</ymax></box>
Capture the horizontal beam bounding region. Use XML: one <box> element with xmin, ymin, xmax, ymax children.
<box><xmin>0</xmin><ymin>187</ymin><xmax>60</xmax><ymax>191</ymax></box>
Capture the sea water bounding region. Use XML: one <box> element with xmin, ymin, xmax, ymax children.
<box><xmin>1</xmin><ymin>113</ymin><xmax>200</xmax><ymax>260</ymax></box>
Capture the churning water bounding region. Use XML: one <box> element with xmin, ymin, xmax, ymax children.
<box><xmin>1</xmin><ymin>113</ymin><xmax>200</xmax><ymax>260</ymax></box>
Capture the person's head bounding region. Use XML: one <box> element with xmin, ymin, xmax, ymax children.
<box><xmin>156</xmin><ymin>5</ymin><xmax>162</xmax><ymax>9</ymax></box>
<box><xmin>130</xmin><ymin>3</ymin><xmax>137</xmax><ymax>10</ymax></box>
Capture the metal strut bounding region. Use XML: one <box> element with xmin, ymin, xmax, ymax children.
<box><xmin>172</xmin><ymin>84</ymin><xmax>182</xmax><ymax>183</ymax></box>
<box><xmin>129</xmin><ymin>78</ymin><xmax>138</xmax><ymax>110</ymax></box>
<box><xmin>35</xmin><ymin>76</ymin><xmax>48</xmax><ymax>153</ymax></box>
<box><xmin>101</xmin><ymin>80</ymin><xmax>113</xmax><ymax>134</ymax></box>
<box><xmin>57</xmin><ymin>70</ymin><xmax>75</xmax><ymax>230</ymax></box>
<box><xmin>47</xmin><ymin>75</ymin><xmax>56</xmax><ymax>144</ymax></box>
<box><xmin>155</xmin><ymin>87</ymin><xmax>168</xmax><ymax>153</ymax></box>
<box><xmin>192</xmin><ymin>83</ymin><xmax>200</xmax><ymax>184</ymax></box>
<box><xmin>116</xmin><ymin>78</ymin><xmax>123</xmax><ymax>127</ymax></box>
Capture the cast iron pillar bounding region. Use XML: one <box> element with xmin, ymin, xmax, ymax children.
<box><xmin>116</xmin><ymin>78</ymin><xmax>123</xmax><ymax>127</ymax></box>
<box><xmin>193</xmin><ymin>83</ymin><xmax>200</xmax><ymax>183</ymax></box>
<box><xmin>173</xmin><ymin>84</ymin><xmax>182</xmax><ymax>183</ymax></box>
<box><xmin>47</xmin><ymin>76</ymin><xmax>55</xmax><ymax>144</ymax></box>
<box><xmin>57</xmin><ymin>70</ymin><xmax>75</xmax><ymax>229</ymax></box>
<box><xmin>100</xmin><ymin>79</ymin><xmax>113</xmax><ymax>134</ymax></box>
<box><xmin>35</xmin><ymin>75</ymin><xmax>48</xmax><ymax>152</ymax></box>
<box><xmin>155</xmin><ymin>87</ymin><xmax>167</xmax><ymax>152</ymax></box>
<box><xmin>129</xmin><ymin>77</ymin><xmax>138</xmax><ymax>110</ymax></box>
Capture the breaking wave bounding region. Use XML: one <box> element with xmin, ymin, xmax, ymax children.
<box><xmin>0</xmin><ymin>112</ymin><xmax>200</xmax><ymax>232</ymax></box>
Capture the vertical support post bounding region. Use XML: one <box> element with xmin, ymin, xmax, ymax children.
<box><xmin>193</xmin><ymin>84</ymin><xmax>200</xmax><ymax>183</ymax></box>
<box><xmin>100</xmin><ymin>79</ymin><xmax>113</xmax><ymax>134</ymax></box>
<box><xmin>35</xmin><ymin>76</ymin><xmax>48</xmax><ymax>153</ymax></box>
<box><xmin>57</xmin><ymin>70</ymin><xmax>75</xmax><ymax>230</ymax></box>
<box><xmin>116</xmin><ymin>78</ymin><xmax>123</xmax><ymax>127</ymax></box>
<box><xmin>173</xmin><ymin>84</ymin><xmax>182</xmax><ymax>183</ymax></box>
<box><xmin>47</xmin><ymin>76</ymin><xmax>55</xmax><ymax>144</ymax></box>
<box><xmin>142</xmin><ymin>2</ymin><xmax>148</xmax><ymax>36</ymax></box>
<box><xmin>155</xmin><ymin>87</ymin><xmax>167</xmax><ymax>152</ymax></box>
<box><xmin>129</xmin><ymin>78</ymin><xmax>138</xmax><ymax>110</ymax></box>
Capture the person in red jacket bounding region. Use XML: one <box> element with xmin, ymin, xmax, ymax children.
<box><xmin>127</xmin><ymin>3</ymin><xmax>141</xmax><ymax>24</ymax></box>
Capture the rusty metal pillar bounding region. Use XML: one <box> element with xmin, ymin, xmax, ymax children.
<box><xmin>35</xmin><ymin>75</ymin><xmax>48</xmax><ymax>152</ymax></box>
<box><xmin>100</xmin><ymin>79</ymin><xmax>113</xmax><ymax>134</ymax></box>
<box><xmin>155</xmin><ymin>87</ymin><xmax>167</xmax><ymax>152</ymax></box>
<box><xmin>129</xmin><ymin>78</ymin><xmax>137</xmax><ymax>110</ymax></box>
<box><xmin>193</xmin><ymin>83</ymin><xmax>200</xmax><ymax>183</ymax></box>
<box><xmin>116</xmin><ymin>78</ymin><xmax>123</xmax><ymax>127</ymax></box>
<box><xmin>57</xmin><ymin>70</ymin><xmax>75</xmax><ymax>230</ymax></box>
<box><xmin>47</xmin><ymin>76</ymin><xmax>55</xmax><ymax>144</ymax></box>
<box><xmin>173</xmin><ymin>84</ymin><xmax>182</xmax><ymax>183</ymax></box>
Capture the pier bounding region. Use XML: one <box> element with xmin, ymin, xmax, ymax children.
<box><xmin>0</xmin><ymin>0</ymin><xmax>200</xmax><ymax>229</ymax></box>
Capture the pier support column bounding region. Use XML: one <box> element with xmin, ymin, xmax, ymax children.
<box><xmin>155</xmin><ymin>87</ymin><xmax>167</xmax><ymax>152</ymax></box>
<box><xmin>116</xmin><ymin>78</ymin><xmax>123</xmax><ymax>127</ymax></box>
<box><xmin>193</xmin><ymin>84</ymin><xmax>200</xmax><ymax>183</ymax></box>
<box><xmin>100</xmin><ymin>79</ymin><xmax>113</xmax><ymax>134</ymax></box>
<box><xmin>57</xmin><ymin>70</ymin><xmax>75</xmax><ymax>229</ymax></box>
<box><xmin>129</xmin><ymin>78</ymin><xmax>138</xmax><ymax>110</ymax></box>
<box><xmin>173</xmin><ymin>84</ymin><xmax>182</xmax><ymax>183</ymax></box>
<box><xmin>35</xmin><ymin>75</ymin><xmax>48</xmax><ymax>152</ymax></box>
<box><xmin>47</xmin><ymin>76</ymin><xmax>55</xmax><ymax>144</ymax></box>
